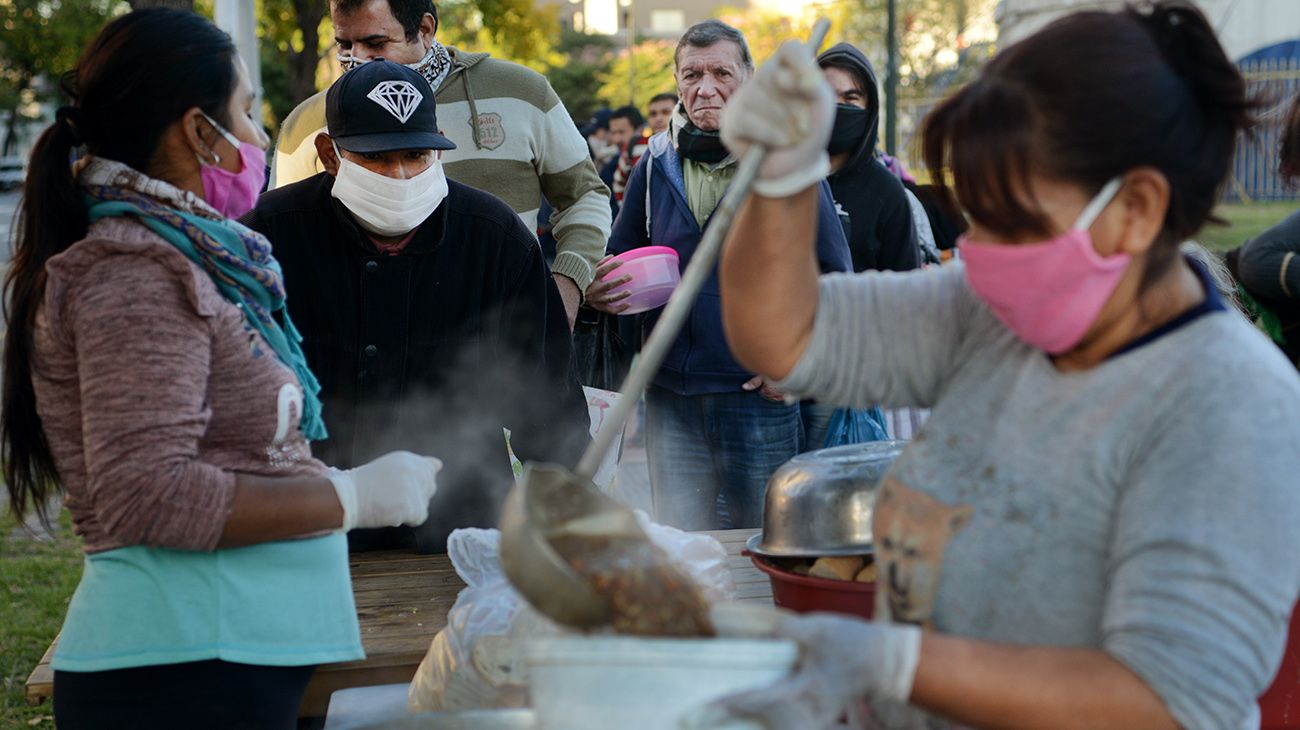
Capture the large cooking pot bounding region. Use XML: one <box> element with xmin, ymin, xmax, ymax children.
<box><xmin>750</xmin><ymin>440</ymin><xmax>906</xmax><ymax>558</ymax></box>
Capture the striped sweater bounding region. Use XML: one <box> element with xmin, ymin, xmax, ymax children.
<box><xmin>269</xmin><ymin>48</ymin><xmax>610</xmax><ymax>291</ymax></box>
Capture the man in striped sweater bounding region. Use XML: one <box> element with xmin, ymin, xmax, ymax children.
<box><xmin>268</xmin><ymin>0</ymin><xmax>610</xmax><ymax>327</ymax></box>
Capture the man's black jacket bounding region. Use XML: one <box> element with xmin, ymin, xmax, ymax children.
<box><xmin>244</xmin><ymin>172</ymin><xmax>590</xmax><ymax>553</ymax></box>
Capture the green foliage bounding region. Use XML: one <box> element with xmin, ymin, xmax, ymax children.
<box><xmin>0</xmin><ymin>0</ymin><xmax>127</xmax><ymax>153</ymax></box>
<box><xmin>595</xmin><ymin>39</ymin><xmax>676</xmax><ymax>113</ymax></box>
<box><xmin>0</xmin><ymin>512</ymin><xmax>83</xmax><ymax>729</ymax></box>
<box><xmin>546</xmin><ymin>29</ymin><xmax>616</xmax><ymax>120</ymax></box>
<box><xmin>0</xmin><ymin>0</ymin><xmax>128</xmax><ymax>94</ymax></box>
<box><xmin>437</xmin><ymin>0</ymin><xmax>563</xmax><ymax>72</ymax></box>
<box><xmin>258</xmin><ymin>0</ymin><xmax>331</xmax><ymax>129</ymax></box>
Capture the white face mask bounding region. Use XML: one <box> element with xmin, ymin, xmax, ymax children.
<box><xmin>329</xmin><ymin>146</ymin><xmax>449</xmax><ymax>237</ymax></box>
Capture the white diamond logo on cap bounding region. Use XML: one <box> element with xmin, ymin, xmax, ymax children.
<box><xmin>366</xmin><ymin>80</ymin><xmax>423</xmax><ymax>124</ymax></box>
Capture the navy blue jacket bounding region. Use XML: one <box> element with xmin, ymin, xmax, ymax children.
<box><xmin>609</xmin><ymin>132</ymin><xmax>852</xmax><ymax>395</ymax></box>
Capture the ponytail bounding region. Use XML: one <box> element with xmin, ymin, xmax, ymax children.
<box><xmin>2</xmin><ymin>116</ymin><xmax>87</xmax><ymax>527</ymax></box>
<box><xmin>1133</xmin><ymin>1</ymin><xmax>1252</xmax><ymax>125</ymax></box>
<box><xmin>1280</xmin><ymin>93</ymin><xmax>1300</xmax><ymax>186</ymax></box>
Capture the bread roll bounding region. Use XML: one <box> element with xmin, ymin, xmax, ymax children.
<box><xmin>809</xmin><ymin>556</ymin><xmax>864</xmax><ymax>581</ymax></box>
<box><xmin>855</xmin><ymin>563</ymin><xmax>877</xmax><ymax>583</ymax></box>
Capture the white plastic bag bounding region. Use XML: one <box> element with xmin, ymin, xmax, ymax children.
<box><xmin>408</xmin><ymin>528</ymin><xmax>556</xmax><ymax>713</ymax></box>
<box><xmin>408</xmin><ymin>517</ymin><xmax>738</xmax><ymax>712</ymax></box>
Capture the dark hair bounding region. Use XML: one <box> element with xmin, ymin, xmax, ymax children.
<box><xmin>334</xmin><ymin>0</ymin><xmax>437</xmax><ymax>41</ymax></box>
<box><xmin>923</xmin><ymin>1</ymin><xmax>1252</xmax><ymax>285</ymax></box>
<box><xmin>674</xmin><ymin>19</ymin><xmax>753</xmax><ymax>72</ymax></box>
<box><xmin>3</xmin><ymin>8</ymin><xmax>238</xmax><ymax>526</ymax></box>
<box><xmin>1281</xmin><ymin>92</ymin><xmax>1300</xmax><ymax>186</ymax></box>
<box><xmin>610</xmin><ymin>105</ymin><xmax>645</xmax><ymax>128</ymax></box>
<box><xmin>649</xmin><ymin>92</ymin><xmax>679</xmax><ymax>106</ymax></box>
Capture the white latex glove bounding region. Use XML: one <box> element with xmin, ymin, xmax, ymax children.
<box><xmin>682</xmin><ymin>603</ymin><xmax>922</xmax><ymax>730</ymax></box>
<box><xmin>720</xmin><ymin>39</ymin><xmax>836</xmax><ymax>199</ymax></box>
<box><xmin>328</xmin><ymin>451</ymin><xmax>442</xmax><ymax>531</ymax></box>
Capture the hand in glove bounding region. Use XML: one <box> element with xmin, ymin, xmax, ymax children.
<box><xmin>719</xmin><ymin>39</ymin><xmax>836</xmax><ymax>198</ymax></box>
<box><xmin>328</xmin><ymin>451</ymin><xmax>442</xmax><ymax>531</ymax></box>
<box><xmin>682</xmin><ymin>603</ymin><xmax>922</xmax><ymax>730</ymax></box>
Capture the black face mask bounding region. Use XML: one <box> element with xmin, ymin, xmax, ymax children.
<box><xmin>827</xmin><ymin>104</ymin><xmax>869</xmax><ymax>156</ymax></box>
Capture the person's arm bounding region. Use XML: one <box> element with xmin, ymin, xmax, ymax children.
<box><xmin>723</xmin><ymin>187</ymin><xmax>976</xmax><ymax>409</ymax></box>
<box><xmin>498</xmin><ymin>234</ymin><xmax>592</xmax><ymax>468</ymax></box>
<box><xmin>722</xmin><ymin>189</ymin><xmax>823</xmax><ymax>380</ymax></box>
<box><xmin>878</xmin><ymin>183</ymin><xmax>922</xmax><ymax>271</ymax></box>
<box><xmin>216</xmin><ymin>473</ymin><xmax>342</xmax><ymax>547</ymax></box>
<box><xmin>67</xmin><ymin>251</ymin><xmax>345</xmax><ymax>551</ymax></box>
<box><xmin>268</xmin><ymin>93</ymin><xmax>327</xmax><ymax>190</ymax></box>
<box><xmin>1237</xmin><ymin>210</ymin><xmax>1300</xmax><ymax>301</ymax></box>
<box><xmin>813</xmin><ymin>181</ymin><xmax>853</xmax><ymax>274</ymax></box>
<box><xmin>532</xmin><ymin>84</ymin><xmax>613</xmax><ymax>319</ymax></box>
<box><xmin>909</xmin><ymin>636</ymin><xmax>1176</xmax><ymax>730</ymax></box>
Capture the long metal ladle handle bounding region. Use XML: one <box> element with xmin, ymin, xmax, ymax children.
<box><xmin>574</xmin><ymin>18</ymin><xmax>834</xmax><ymax>481</ymax></box>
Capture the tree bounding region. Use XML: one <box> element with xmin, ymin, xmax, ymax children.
<box><xmin>436</xmin><ymin>0</ymin><xmax>563</xmax><ymax>72</ymax></box>
<box><xmin>0</xmin><ymin>0</ymin><xmax>127</xmax><ymax>156</ymax></box>
<box><xmin>126</xmin><ymin>0</ymin><xmax>192</xmax><ymax>8</ymax></box>
<box><xmin>259</xmin><ymin>0</ymin><xmax>330</xmax><ymax>126</ymax></box>
<box><xmin>595</xmin><ymin>39</ymin><xmax>676</xmax><ymax>112</ymax></box>
<box><xmin>549</xmin><ymin>29</ymin><xmax>616</xmax><ymax>121</ymax></box>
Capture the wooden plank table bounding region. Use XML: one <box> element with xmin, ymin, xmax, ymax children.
<box><xmin>25</xmin><ymin>528</ymin><xmax>771</xmax><ymax>717</ymax></box>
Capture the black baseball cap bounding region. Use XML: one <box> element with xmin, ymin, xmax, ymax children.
<box><xmin>325</xmin><ymin>59</ymin><xmax>456</xmax><ymax>154</ymax></box>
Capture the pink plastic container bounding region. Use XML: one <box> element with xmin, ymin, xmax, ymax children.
<box><xmin>604</xmin><ymin>246</ymin><xmax>681</xmax><ymax>315</ymax></box>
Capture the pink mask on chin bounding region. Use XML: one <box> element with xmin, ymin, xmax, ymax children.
<box><xmin>197</xmin><ymin>113</ymin><xmax>266</xmax><ymax>220</ymax></box>
<box><xmin>958</xmin><ymin>177</ymin><xmax>1127</xmax><ymax>355</ymax></box>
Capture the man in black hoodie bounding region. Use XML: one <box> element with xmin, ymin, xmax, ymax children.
<box><xmin>817</xmin><ymin>43</ymin><xmax>919</xmax><ymax>273</ymax></box>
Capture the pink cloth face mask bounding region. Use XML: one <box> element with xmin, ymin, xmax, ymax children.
<box><xmin>198</xmin><ymin>113</ymin><xmax>267</xmax><ymax>220</ymax></box>
<box><xmin>959</xmin><ymin>177</ymin><xmax>1127</xmax><ymax>355</ymax></box>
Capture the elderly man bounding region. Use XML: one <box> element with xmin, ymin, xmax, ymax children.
<box><xmin>268</xmin><ymin>0</ymin><xmax>609</xmax><ymax>328</ymax></box>
<box><xmin>244</xmin><ymin>61</ymin><xmax>590</xmax><ymax>553</ymax></box>
<box><xmin>586</xmin><ymin>20</ymin><xmax>851</xmax><ymax>531</ymax></box>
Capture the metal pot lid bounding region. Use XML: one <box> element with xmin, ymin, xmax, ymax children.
<box><xmin>745</xmin><ymin>531</ymin><xmax>873</xmax><ymax>559</ymax></box>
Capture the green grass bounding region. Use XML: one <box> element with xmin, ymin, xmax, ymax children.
<box><xmin>1</xmin><ymin>511</ymin><xmax>81</xmax><ymax>729</ymax></box>
<box><xmin>1195</xmin><ymin>201</ymin><xmax>1296</xmax><ymax>253</ymax></box>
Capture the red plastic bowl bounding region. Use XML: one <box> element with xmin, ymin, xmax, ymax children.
<box><xmin>747</xmin><ymin>551</ymin><xmax>876</xmax><ymax>620</ymax></box>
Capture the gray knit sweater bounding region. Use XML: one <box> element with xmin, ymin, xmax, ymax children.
<box><xmin>779</xmin><ymin>262</ymin><xmax>1300</xmax><ymax>730</ymax></box>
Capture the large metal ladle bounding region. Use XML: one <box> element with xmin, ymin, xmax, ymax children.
<box><xmin>499</xmin><ymin>19</ymin><xmax>833</xmax><ymax>630</ymax></box>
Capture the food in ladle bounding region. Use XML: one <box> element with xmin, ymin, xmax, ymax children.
<box><xmin>548</xmin><ymin>534</ymin><xmax>714</xmax><ymax>637</ymax></box>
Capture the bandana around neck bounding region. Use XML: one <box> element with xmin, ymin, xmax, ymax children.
<box><xmin>77</xmin><ymin>157</ymin><xmax>329</xmax><ymax>441</ymax></box>
<box><xmin>339</xmin><ymin>40</ymin><xmax>453</xmax><ymax>91</ymax></box>
<box><xmin>671</xmin><ymin>102</ymin><xmax>730</xmax><ymax>165</ymax></box>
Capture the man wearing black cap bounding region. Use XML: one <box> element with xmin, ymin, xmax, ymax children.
<box><xmin>243</xmin><ymin>60</ymin><xmax>591</xmax><ymax>554</ymax></box>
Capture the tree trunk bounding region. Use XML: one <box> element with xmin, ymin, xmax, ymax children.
<box><xmin>288</xmin><ymin>0</ymin><xmax>328</xmax><ymax>104</ymax></box>
<box><xmin>2</xmin><ymin>77</ymin><xmax>31</xmax><ymax>158</ymax></box>
<box><xmin>127</xmin><ymin>0</ymin><xmax>195</xmax><ymax>9</ymax></box>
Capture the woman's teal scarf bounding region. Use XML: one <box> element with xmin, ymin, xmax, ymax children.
<box><xmin>84</xmin><ymin>185</ymin><xmax>328</xmax><ymax>441</ymax></box>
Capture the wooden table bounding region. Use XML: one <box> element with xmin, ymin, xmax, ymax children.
<box><xmin>25</xmin><ymin>528</ymin><xmax>771</xmax><ymax>717</ymax></box>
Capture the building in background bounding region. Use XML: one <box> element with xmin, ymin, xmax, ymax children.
<box><xmin>997</xmin><ymin>0</ymin><xmax>1300</xmax><ymax>202</ymax></box>
<box><xmin>996</xmin><ymin>0</ymin><xmax>1300</xmax><ymax>61</ymax></box>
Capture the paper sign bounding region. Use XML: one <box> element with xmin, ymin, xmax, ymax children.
<box><xmin>502</xmin><ymin>387</ymin><xmax>626</xmax><ymax>492</ymax></box>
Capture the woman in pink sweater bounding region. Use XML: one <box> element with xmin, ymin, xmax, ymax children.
<box><xmin>2</xmin><ymin>10</ymin><xmax>440</xmax><ymax>728</ymax></box>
